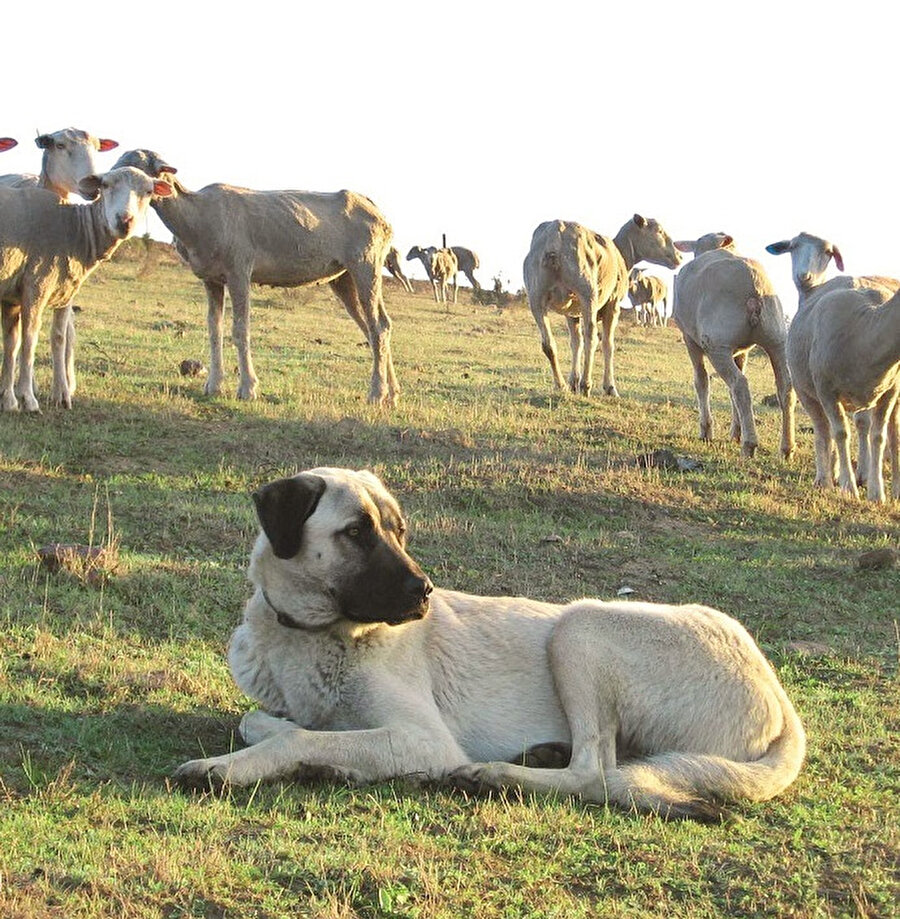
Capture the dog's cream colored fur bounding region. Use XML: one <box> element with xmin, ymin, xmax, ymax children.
<box><xmin>175</xmin><ymin>468</ymin><xmax>805</xmax><ymax>818</ymax></box>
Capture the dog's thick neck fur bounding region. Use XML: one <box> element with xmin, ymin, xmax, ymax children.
<box><xmin>261</xmin><ymin>588</ymin><xmax>339</xmax><ymax>633</ymax></box>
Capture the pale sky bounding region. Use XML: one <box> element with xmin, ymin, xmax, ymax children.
<box><xmin>4</xmin><ymin>2</ymin><xmax>897</xmax><ymax>312</ymax></box>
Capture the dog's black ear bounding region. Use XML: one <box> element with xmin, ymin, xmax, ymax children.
<box><xmin>252</xmin><ymin>475</ymin><xmax>326</xmax><ymax>559</ymax></box>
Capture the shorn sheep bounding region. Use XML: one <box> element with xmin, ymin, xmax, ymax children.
<box><xmin>0</xmin><ymin>168</ymin><xmax>173</xmax><ymax>412</ymax></box>
<box><xmin>0</xmin><ymin>128</ymin><xmax>120</xmax><ymax>408</ymax></box>
<box><xmin>524</xmin><ymin>215</ymin><xmax>681</xmax><ymax>397</ymax></box>
<box><xmin>627</xmin><ymin>268</ymin><xmax>668</xmax><ymax>326</ymax></box>
<box><xmin>672</xmin><ymin>234</ymin><xmax>795</xmax><ymax>459</ymax></box>
<box><xmin>430</xmin><ymin>247</ymin><xmax>458</xmax><ymax>305</ymax></box>
<box><xmin>384</xmin><ymin>246</ymin><xmax>413</xmax><ymax>293</ymax></box>
<box><xmin>450</xmin><ymin>245</ymin><xmax>481</xmax><ymax>291</ymax></box>
<box><xmin>767</xmin><ymin>232</ymin><xmax>900</xmax><ymax>501</ymax></box>
<box><xmin>114</xmin><ymin>149</ymin><xmax>400</xmax><ymax>406</ymax></box>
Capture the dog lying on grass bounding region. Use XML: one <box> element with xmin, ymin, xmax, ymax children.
<box><xmin>175</xmin><ymin>467</ymin><xmax>805</xmax><ymax>820</ymax></box>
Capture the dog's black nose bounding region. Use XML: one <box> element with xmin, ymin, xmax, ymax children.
<box><xmin>406</xmin><ymin>574</ymin><xmax>433</xmax><ymax>602</ymax></box>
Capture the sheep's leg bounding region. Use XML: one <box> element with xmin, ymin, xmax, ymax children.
<box><xmin>598</xmin><ymin>302</ymin><xmax>619</xmax><ymax>397</ymax></box>
<box><xmin>888</xmin><ymin>402</ymin><xmax>900</xmax><ymax>500</ymax></box>
<box><xmin>64</xmin><ymin>305</ymin><xmax>76</xmax><ymax>397</ymax></box>
<box><xmin>452</xmin><ymin>275</ymin><xmax>458</xmax><ymax>304</ymax></box>
<box><xmin>565</xmin><ymin>316</ymin><xmax>583</xmax><ymax>392</ymax></box>
<box><xmin>333</xmin><ymin>268</ymin><xmax>394</xmax><ymax>406</ymax></box>
<box><xmin>203</xmin><ymin>280</ymin><xmax>227</xmax><ymax>397</ymax></box>
<box><xmin>14</xmin><ymin>297</ymin><xmax>46</xmax><ymax>413</ymax></box>
<box><xmin>531</xmin><ymin>302</ymin><xmax>566</xmax><ymax>390</ymax></box>
<box><xmin>1</xmin><ymin>304</ymin><xmax>21</xmax><ymax>411</ymax></box>
<box><xmin>729</xmin><ymin>351</ymin><xmax>748</xmax><ymax>442</ymax></box>
<box><xmin>798</xmin><ymin>394</ymin><xmax>836</xmax><ymax>488</ymax></box>
<box><xmin>228</xmin><ymin>277</ymin><xmax>259</xmax><ymax>401</ymax></box>
<box><xmin>854</xmin><ymin>411</ymin><xmax>870</xmax><ymax>487</ymax></box>
<box><xmin>684</xmin><ymin>336</ymin><xmax>712</xmax><ymax>441</ymax></box>
<box><xmin>765</xmin><ymin>345</ymin><xmax>795</xmax><ymax>460</ymax></box>
<box><xmin>865</xmin><ymin>392</ymin><xmax>898</xmax><ymax>503</ymax></box>
<box><xmin>50</xmin><ymin>306</ymin><xmax>74</xmax><ymax>409</ymax></box>
<box><xmin>707</xmin><ymin>346</ymin><xmax>756</xmax><ymax>456</ymax></box>
<box><xmin>821</xmin><ymin>396</ymin><xmax>858</xmax><ymax>497</ymax></box>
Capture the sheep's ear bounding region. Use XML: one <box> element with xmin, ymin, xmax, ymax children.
<box><xmin>78</xmin><ymin>175</ymin><xmax>103</xmax><ymax>200</ymax></box>
<box><xmin>0</xmin><ymin>137</ymin><xmax>16</xmax><ymax>151</ymax></box>
<box><xmin>722</xmin><ymin>235</ymin><xmax>734</xmax><ymax>247</ymax></box>
<box><xmin>152</xmin><ymin>179</ymin><xmax>174</xmax><ymax>198</ymax></box>
<box><xmin>633</xmin><ymin>214</ymin><xmax>648</xmax><ymax>228</ymax></box>
<box><xmin>831</xmin><ymin>246</ymin><xmax>844</xmax><ymax>272</ymax></box>
<box><xmin>674</xmin><ymin>240</ymin><xmax>696</xmax><ymax>253</ymax></box>
<box><xmin>98</xmin><ymin>138</ymin><xmax>119</xmax><ymax>152</ymax></box>
<box><xmin>252</xmin><ymin>474</ymin><xmax>327</xmax><ymax>560</ymax></box>
<box><xmin>35</xmin><ymin>134</ymin><xmax>52</xmax><ymax>149</ymax></box>
<box><xmin>766</xmin><ymin>240</ymin><xmax>791</xmax><ymax>256</ymax></box>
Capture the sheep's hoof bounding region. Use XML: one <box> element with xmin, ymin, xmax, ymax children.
<box><xmin>741</xmin><ymin>442</ymin><xmax>758</xmax><ymax>458</ymax></box>
<box><xmin>604</xmin><ymin>386</ymin><xmax>619</xmax><ymax>398</ymax></box>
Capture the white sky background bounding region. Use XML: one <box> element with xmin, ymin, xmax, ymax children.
<box><xmin>3</xmin><ymin>2</ymin><xmax>898</xmax><ymax>313</ymax></box>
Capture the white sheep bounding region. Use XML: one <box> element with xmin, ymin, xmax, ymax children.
<box><xmin>450</xmin><ymin>245</ymin><xmax>481</xmax><ymax>291</ymax></box>
<box><xmin>0</xmin><ymin>128</ymin><xmax>119</xmax><ymax>408</ymax></box>
<box><xmin>524</xmin><ymin>215</ymin><xmax>681</xmax><ymax>397</ymax></box>
<box><xmin>627</xmin><ymin>268</ymin><xmax>668</xmax><ymax>326</ymax></box>
<box><xmin>114</xmin><ymin>149</ymin><xmax>399</xmax><ymax>406</ymax></box>
<box><xmin>767</xmin><ymin>232</ymin><xmax>900</xmax><ymax>501</ymax></box>
<box><xmin>384</xmin><ymin>246</ymin><xmax>413</xmax><ymax>293</ymax></box>
<box><xmin>430</xmin><ymin>247</ymin><xmax>459</xmax><ymax>305</ymax></box>
<box><xmin>0</xmin><ymin>168</ymin><xmax>173</xmax><ymax>412</ymax></box>
<box><xmin>672</xmin><ymin>235</ymin><xmax>795</xmax><ymax>458</ymax></box>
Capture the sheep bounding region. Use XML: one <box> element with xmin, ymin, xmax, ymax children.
<box><xmin>627</xmin><ymin>268</ymin><xmax>668</xmax><ymax>326</ymax></box>
<box><xmin>0</xmin><ymin>128</ymin><xmax>120</xmax><ymax>408</ymax></box>
<box><xmin>114</xmin><ymin>149</ymin><xmax>399</xmax><ymax>406</ymax></box>
<box><xmin>384</xmin><ymin>246</ymin><xmax>413</xmax><ymax>293</ymax></box>
<box><xmin>0</xmin><ymin>138</ymin><xmax>16</xmax><ymax>152</ymax></box>
<box><xmin>430</xmin><ymin>247</ymin><xmax>459</xmax><ymax>305</ymax></box>
<box><xmin>0</xmin><ymin>167</ymin><xmax>173</xmax><ymax>412</ymax></box>
<box><xmin>450</xmin><ymin>245</ymin><xmax>481</xmax><ymax>291</ymax></box>
<box><xmin>671</xmin><ymin>235</ymin><xmax>795</xmax><ymax>459</ymax></box>
<box><xmin>766</xmin><ymin>232</ymin><xmax>900</xmax><ymax>501</ymax></box>
<box><xmin>0</xmin><ymin>128</ymin><xmax>119</xmax><ymax>196</ymax></box>
<box><xmin>524</xmin><ymin>215</ymin><xmax>681</xmax><ymax>397</ymax></box>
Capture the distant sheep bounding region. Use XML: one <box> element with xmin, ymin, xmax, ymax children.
<box><xmin>0</xmin><ymin>168</ymin><xmax>172</xmax><ymax>412</ymax></box>
<box><xmin>767</xmin><ymin>232</ymin><xmax>900</xmax><ymax>501</ymax></box>
<box><xmin>627</xmin><ymin>268</ymin><xmax>668</xmax><ymax>326</ymax></box>
<box><xmin>524</xmin><ymin>215</ymin><xmax>681</xmax><ymax>397</ymax></box>
<box><xmin>450</xmin><ymin>246</ymin><xmax>481</xmax><ymax>291</ymax></box>
<box><xmin>430</xmin><ymin>247</ymin><xmax>458</xmax><ymax>304</ymax></box>
<box><xmin>115</xmin><ymin>149</ymin><xmax>400</xmax><ymax>406</ymax></box>
<box><xmin>384</xmin><ymin>246</ymin><xmax>413</xmax><ymax>293</ymax></box>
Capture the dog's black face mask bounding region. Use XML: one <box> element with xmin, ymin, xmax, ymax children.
<box><xmin>253</xmin><ymin>474</ymin><xmax>433</xmax><ymax>626</ymax></box>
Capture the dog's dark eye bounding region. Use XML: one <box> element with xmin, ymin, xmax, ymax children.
<box><xmin>345</xmin><ymin>526</ymin><xmax>361</xmax><ymax>539</ymax></box>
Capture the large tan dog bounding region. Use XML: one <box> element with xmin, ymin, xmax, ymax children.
<box><xmin>175</xmin><ymin>467</ymin><xmax>806</xmax><ymax>819</ymax></box>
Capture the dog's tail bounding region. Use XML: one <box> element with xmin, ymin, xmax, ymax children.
<box><xmin>597</xmin><ymin>695</ymin><xmax>806</xmax><ymax>821</ymax></box>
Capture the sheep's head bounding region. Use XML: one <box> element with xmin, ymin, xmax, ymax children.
<box><xmin>79</xmin><ymin>167</ymin><xmax>173</xmax><ymax>240</ymax></box>
<box><xmin>113</xmin><ymin>149</ymin><xmax>178</xmax><ymax>181</ymax></box>
<box><xmin>34</xmin><ymin>128</ymin><xmax>119</xmax><ymax>199</ymax></box>
<box><xmin>766</xmin><ymin>233</ymin><xmax>843</xmax><ymax>292</ymax></box>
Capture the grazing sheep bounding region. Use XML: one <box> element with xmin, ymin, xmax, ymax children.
<box><xmin>627</xmin><ymin>268</ymin><xmax>668</xmax><ymax>326</ymax></box>
<box><xmin>115</xmin><ymin>149</ymin><xmax>399</xmax><ymax>406</ymax></box>
<box><xmin>767</xmin><ymin>232</ymin><xmax>900</xmax><ymax>501</ymax></box>
<box><xmin>672</xmin><ymin>235</ymin><xmax>795</xmax><ymax>459</ymax></box>
<box><xmin>406</xmin><ymin>244</ymin><xmax>436</xmax><ymax>284</ymax></box>
<box><xmin>384</xmin><ymin>246</ymin><xmax>413</xmax><ymax>293</ymax></box>
<box><xmin>0</xmin><ymin>128</ymin><xmax>120</xmax><ymax>408</ymax></box>
<box><xmin>524</xmin><ymin>215</ymin><xmax>681</xmax><ymax>397</ymax></box>
<box><xmin>0</xmin><ymin>167</ymin><xmax>173</xmax><ymax>412</ymax></box>
<box><xmin>450</xmin><ymin>245</ymin><xmax>481</xmax><ymax>290</ymax></box>
<box><xmin>431</xmin><ymin>247</ymin><xmax>459</xmax><ymax>304</ymax></box>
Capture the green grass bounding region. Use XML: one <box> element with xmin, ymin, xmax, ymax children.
<box><xmin>1</xmin><ymin>242</ymin><xmax>898</xmax><ymax>917</ymax></box>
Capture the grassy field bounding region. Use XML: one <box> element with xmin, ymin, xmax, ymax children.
<box><xmin>1</xmin><ymin>242</ymin><xmax>898</xmax><ymax>918</ymax></box>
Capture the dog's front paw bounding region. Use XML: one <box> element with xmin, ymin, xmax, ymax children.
<box><xmin>446</xmin><ymin>762</ymin><xmax>511</xmax><ymax>795</ymax></box>
<box><xmin>172</xmin><ymin>757</ymin><xmax>231</xmax><ymax>792</ymax></box>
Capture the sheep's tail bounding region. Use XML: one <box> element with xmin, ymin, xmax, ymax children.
<box><xmin>595</xmin><ymin>697</ymin><xmax>806</xmax><ymax>821</ymax></box>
